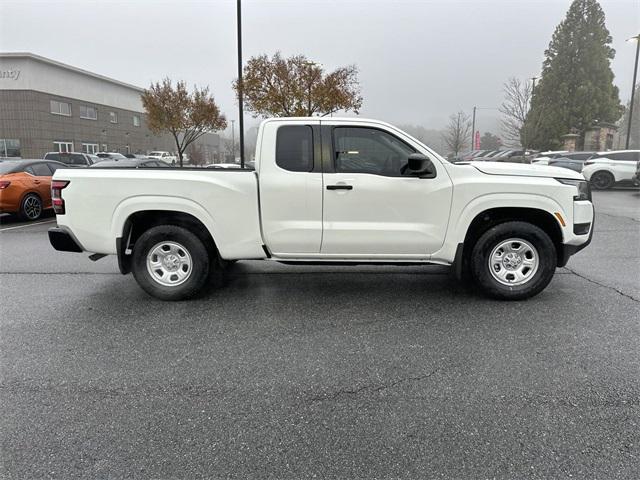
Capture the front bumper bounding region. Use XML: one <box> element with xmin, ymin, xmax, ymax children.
<box><xmin>48</xmin><ymin>227</ymin><xmax>83</xmax><ymax>253</ymax></box>
<box><xmin>558</xmin><ymin>213</ymin><xmax>594</xmax><ymax>267</ymax></box>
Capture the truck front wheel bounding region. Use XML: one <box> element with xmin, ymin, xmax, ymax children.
<box><xmin>470</xmin><ymin>221</ymin><xmax>556</xmax><ymax>300</ymax></box>
<box><xmin>131</xmin><ymin>225</ymin><xmax>210</xmax><ymax>300</ymax></box>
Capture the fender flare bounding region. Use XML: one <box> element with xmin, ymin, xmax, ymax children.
<box><xmin>433</xmin><ymin>192</ymin><xmax>568</xmax><ymax>265</ymax></box>
<box><xmin>110</xmin><ymin>195</ymin><xmax>223</xmax><ymax>249</ymax></box>
<box><xmin>451</xmin><ymin>193</ymin><xmax>567</xmax><ymax>245</ymax></box>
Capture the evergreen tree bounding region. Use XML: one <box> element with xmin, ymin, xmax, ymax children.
<box><xmin>480</xmin><ymin>132</ymin><xmax>502</xmax><ymax>150</ymax></box>
<box><xmin>524</xmin><ymin>0</ymin><xmax>623</xmax><ymax>149</ymax></box>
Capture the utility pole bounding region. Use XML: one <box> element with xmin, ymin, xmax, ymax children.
<box><xmin>471</xmin><ymin>106</ymin><xmax>476</xmax><ymax>150</ymax></box>
<box><xmin>531</xmin><ymin>76</ymin><xmax>537</xmax><ymax>94</ymax></box>
<box><xmin>626</xmin><ymin>34</ymin><xmax>639</xmax><ymax>150</ymax></box>
<box><xmin>236</xmin><ymin>0</ymin><xmax>245</xmax><ymax>168</ymax></box>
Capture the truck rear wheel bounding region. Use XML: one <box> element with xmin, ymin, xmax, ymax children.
<box><xmin>470</xmin><ymin>221</ymin><xmax>556</xmax><ymax>300</ymax></box>
<box><xmin>131</xmin><ymin>225</ymin><xmax>210</xmax><ymax>300</ymax></box>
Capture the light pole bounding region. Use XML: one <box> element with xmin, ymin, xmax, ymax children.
<box><xmin>625</xmin><ymin>34</ymin><xmax>639</xmax><ymax>149</ymax></box>
<box><xmin>236</xmin><ymin>0</ymin><xmax>245</xmax><ymax>168</ymax></box>
<box><xmin>471</xmin><ymin>106</ymin><xmax>476</xmax><ymax>150</ymax></box>
<box><xmin>470</xmin><ymin>106</ymin><xmax>499</xmax><ymax>150</ymax></box>
<box><xmin>302</xmin><ymin>61</ymin><xmax>319</xmax><ymax>115</ymax></box>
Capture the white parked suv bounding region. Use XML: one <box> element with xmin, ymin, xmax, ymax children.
<box><xmin>148</xmin><ymin>151</ymin><xmax>177</xmax><ymax>165</ymax></box>
<box><xmin>48</xmin><ymin>117</ymin><xmax>594</xmax><ymax>301</ymax></box>
<box><xmin>581</xmin><ymin>150</ymin><xmax>640</xmax><ymax>189</ymax></box>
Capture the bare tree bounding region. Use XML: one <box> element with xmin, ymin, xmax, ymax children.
<box><xmin>442</xmin><ymin>111</ymin><xmax>472</xmax><ymax>158</ymax></box>
<box><xmin>499</xmin><ymin>77</ymin><xmax>532</xmax><ymax>147</ymax></box>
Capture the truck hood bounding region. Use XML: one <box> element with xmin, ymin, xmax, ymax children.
<box><xmin>469</xmin><ymin>161</ymin><xmax>584</xmax><ymax>180</ymax></box>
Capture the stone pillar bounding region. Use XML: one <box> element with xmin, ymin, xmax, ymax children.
<box><xmin>561</xmin><ymin>134</ymin><xmax>580</xmax><ymax>152</ymax></box>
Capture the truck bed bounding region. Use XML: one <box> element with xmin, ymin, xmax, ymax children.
<box><xmin>53</xmin><ymin>167</ymin><xmax>266</xmax><ymax>259</ymax></box>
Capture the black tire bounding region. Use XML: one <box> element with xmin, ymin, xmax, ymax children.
<box><xmin>590</xmin><ymin>171</ymin><xmax>614</xmax><ymax>190</ymax></box>
<box><xmin>131</xmin><ymin>225</ymin><xmax>211</xmax><ymax>300</ymax></box>
<box><xmin>19</xmin><ymin>193</ymin><xmax>43</xmax><ymax>221</ymax></box>
<box><xmin>470</xmin><ymin>221</ymin><xmax>557</xmax><ymax>300</ymax></box>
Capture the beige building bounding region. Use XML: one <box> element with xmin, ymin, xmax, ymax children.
<box><xmin>0</xmin><ymin>52</ymin><xmax>220</xmax><ymax>161</ymax></box>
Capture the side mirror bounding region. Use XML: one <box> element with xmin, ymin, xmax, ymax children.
<box><xmin>407</xmin><ymin>153</ymin><xmax>436</xmax><ymax>178</ymax></box>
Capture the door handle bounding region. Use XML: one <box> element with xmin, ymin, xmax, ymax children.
<box><xmin>326</xmin><ymin>185</ymin><xmax>353</xmax><ymax>190</ymax></box>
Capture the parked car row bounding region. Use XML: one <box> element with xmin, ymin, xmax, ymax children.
<box><xmin>531</xmin><ymin>150</ymin><xmax>640</xmax><ymax>189</ymax></box>
<box><xmin>41</xmin><ymin>151</ymin><xmax>181</xmax><ymax>167</ymax></box>
<box><xmin>460</xmin><ymin>148</ymin><xmax>640</xmax><ymax>190</ymax></box>
<box><xmin>0</xmin><ymin>153</ymin><xmax>177</xmax><ymax>221</ymax></box>
<box><xmin>457</xmin><ymin>149</ymin><xmax>536</xmax><ymax>163</ymax></box>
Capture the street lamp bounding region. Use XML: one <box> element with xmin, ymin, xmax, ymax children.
<box><xmin>236</xmin><ymin>0</ymin><xmax>245</xmax><ymax>168</ymax></box>
<box><xmin>625</xmin><ymin>34</ymin><xmax>639</xmax><ymax>150</ymax></box>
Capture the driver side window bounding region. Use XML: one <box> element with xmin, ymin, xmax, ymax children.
<box><xmin>333</xmin><ymin>127</ymin><xmax>416</xmax><ymax>177</ymax></box>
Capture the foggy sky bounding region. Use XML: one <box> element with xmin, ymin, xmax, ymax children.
<box><xmin>1</xmin><ymin>0</ymin><xmax>638</xmax><ymax>137</ymax></box>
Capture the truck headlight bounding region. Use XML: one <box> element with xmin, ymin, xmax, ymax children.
<box><xmin>556</xmin><ymin>178</ymin><xmax>591</xmax><ymax>201</ymax></box>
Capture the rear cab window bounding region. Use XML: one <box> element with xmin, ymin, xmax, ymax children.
<box><xmin>275</xmin><ymin>126</ymin><xmax>313</xmax><ymax>172</ymax></box>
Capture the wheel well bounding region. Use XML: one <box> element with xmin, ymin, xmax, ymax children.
<box><xmin>118</xmin><ymin>210</ymin><xmax>218</xmax><ymax>274</ymax></box>
<box><xmin>462</xmin><ymin>207</ymin><xmax>563</xmax><ymax>267</ymax></box>
<box><xmin>20</xmin><ymin>190</ymin><xmax>41</xmax><ymax>204</ymax></box>
<box><xmin>591</xmin><ymin>170</ymin><xmax>615</xmax><ymax>180</ymax></box>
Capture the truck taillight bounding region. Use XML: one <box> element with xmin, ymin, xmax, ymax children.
<box><xmin>51</xmin><ymin>180</ymin><xmax>70</xmax><ymax>214</ymax></box>
<box><xmin>0</xmin><ymin>180</ymin><xmax>10</xmax><ymax>189</ymax></box>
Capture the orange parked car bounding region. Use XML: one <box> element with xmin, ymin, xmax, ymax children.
<box><xmin>0</xmin><ymin>160</ymin><xmax>66</xmax><ymax>221</ymax></box>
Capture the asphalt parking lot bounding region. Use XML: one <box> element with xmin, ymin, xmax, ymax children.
<box><xmin>1</xmin><ymin>190</ymin><xmax>639</xmax><ymax>479</ymax></box>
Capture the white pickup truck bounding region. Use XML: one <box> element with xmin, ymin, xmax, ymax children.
<box><xmin>49</xmin><ymin>117</ymin><xmax>594</xmax><ymax>301</ymax></box>
<box><xmin>147</xmin><ymin>151</ymin><xmax>177</xmax><ymax>165</ymax></box>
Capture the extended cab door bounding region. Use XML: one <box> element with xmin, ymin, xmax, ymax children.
<box><xmin>258</xmin><ymin>120</ymin><xmax>323</xmax><ymax>254</ymax></box>
<box><xmin>320</xmin><ymin>122</ymin><xmax>453</xmax><ymax>257</ymax></box>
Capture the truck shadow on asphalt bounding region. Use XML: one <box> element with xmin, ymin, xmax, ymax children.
<box><xmin>82</xmin><ymin>262</ymin><xmax>541</xmax><ymax>331</ymax></box>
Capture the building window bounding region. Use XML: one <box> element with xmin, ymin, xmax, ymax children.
<box><xmin>80</xmin><ymin>105</ymin><xmax>98</xmax><ymax>120</ymax></box>
<box><xmin>54</xmin><ymin>141</ymin><xmax>74</xmax><ymax>153</ymax></box>
<box><xmin>0</xmin><ymin>139</ymin><xmax>21</xmax><ymax>158</ymax></box>
<box><xmin>109</xmin><ymin>111</ymin><xmax>118</xmax><ymax>123</ymax></box>
<box><xmin>50</xmin><ymin>100</ymin><xmax>71</xmax><ymax>116</ymax></box>
<box><xmin>101</xmin><ymin>144</ymin><xmax>107</xmax><ymax>152</ymax></box>
<box><xmin>133</xmin><ymin>115</ymin><xmax>140</xmax><ymax>127</ymax></box>
<box><xmin>82</xmin><ymin>143</ymin><xmax>99</xmax><ymax>154</ymax></box>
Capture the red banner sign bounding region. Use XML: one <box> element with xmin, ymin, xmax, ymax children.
<box><xmin>475</xmin><ymin>131</ymin><xmax>480</xmax><ymax>150</ymax></box>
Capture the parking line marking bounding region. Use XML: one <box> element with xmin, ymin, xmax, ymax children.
<box><xmin>0</xmin><ymin>219</ymin><xmax>56</xmax><ymax>232</ymax></box>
